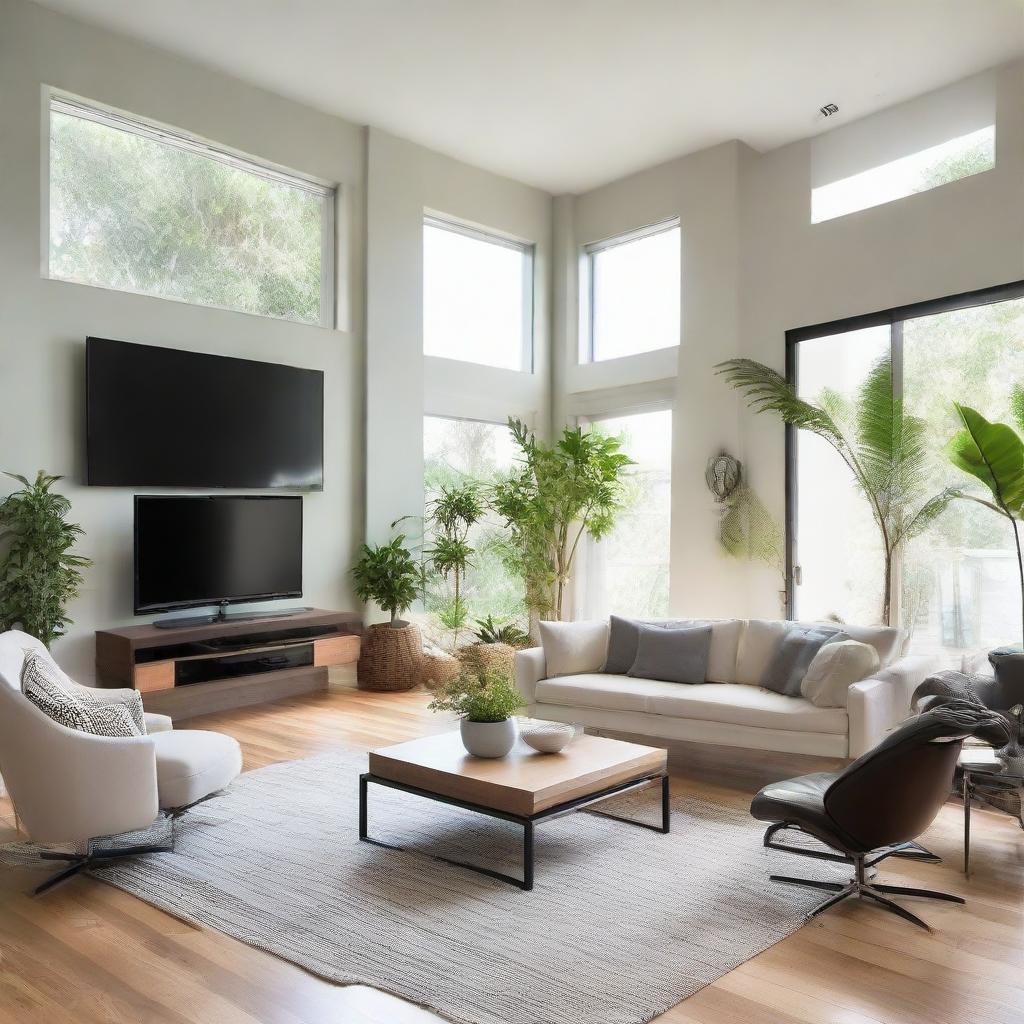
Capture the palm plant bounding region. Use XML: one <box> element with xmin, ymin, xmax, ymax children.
<box><xmin>716</xmin><ymin>356</ymin><xmax>956</xmax><ymax>625</ymax></box>
<box><xmin>473</xmin><ymin>614</ymin><xmax>531</xmax><ymax>648</ymax></box>
<box><xmin>0</xmin><ymin>471</ymin><xmax>92</xmax><ymax>647</ymax></box>
<box><xmin>945</xmin><ymin>391</ymin><xmax>1024</xmax><ymax>644</ymax></box>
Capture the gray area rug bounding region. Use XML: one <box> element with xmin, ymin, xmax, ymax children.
<box><xmin>2</xmin><ymin>747</ymin><xmax>833</xmax><ymax>1024</ymax></box>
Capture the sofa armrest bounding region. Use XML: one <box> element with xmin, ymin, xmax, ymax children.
<box><xmin>847</xmin><ymin>653</ymin><xmax>941</xmax><ymax>759</ymax></box>
<box><xmin>515</xmin><ymin>647</ymin><xmax>546</xmax><ymax>706</ymax></box>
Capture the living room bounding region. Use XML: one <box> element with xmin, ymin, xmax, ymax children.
<box><xmin>1</xmin><ymin>1</ymin><xmax>1023</xmax><ymax>1022</ymax></box>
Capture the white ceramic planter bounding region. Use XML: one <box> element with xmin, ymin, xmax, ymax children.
<box><xmin>460</xmin><ymin>717</ymin><xmax>517</xmax><ymax>758</ymax></box>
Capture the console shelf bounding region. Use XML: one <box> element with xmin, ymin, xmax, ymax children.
<box><xmin>96</xmin><ymin>608</ymin><xmax>361</xmax><ymax>722</ymax></box>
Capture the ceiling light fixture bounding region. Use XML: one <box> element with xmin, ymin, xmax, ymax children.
<box><xmin>819</xmin><ymin>102</ymin><xmax>840</xmax><ymax>117</ymax></box>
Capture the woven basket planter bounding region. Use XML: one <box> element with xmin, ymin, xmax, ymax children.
<box><xmin>419</xmin><ymin>650</ymin><xmax>462</xmax><ymax>692</ymax></box>
<box><xmin>357</xmin><ymin>621</ymin><xmax>423</xmax><ymax>692</ymax></box>
<box><xmin>458</xmin><ymin>642</ymin><xmax>517</xmax><ymax>679</ymax></box>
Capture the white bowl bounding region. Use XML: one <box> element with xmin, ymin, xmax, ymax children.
<box><xmin>520</xmin><ymin>722</ymin><xmax>576</xmax><ymax>754</ymax></box>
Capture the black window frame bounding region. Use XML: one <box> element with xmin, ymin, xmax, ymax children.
<box><xmin>784</xmin><ymin>277</ymin><xmax>1024</xmax><ymax>619</ymax></box>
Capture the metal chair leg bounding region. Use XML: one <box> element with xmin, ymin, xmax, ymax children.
<box><xmin>861</xmin><ymin>888</ymin><xmax>932</xmax><ymax>932</ymax></box>
<box><xmin>869</xmin><ymin>882</ymin><xmax>965</xmax><ymax>904</ymax></box>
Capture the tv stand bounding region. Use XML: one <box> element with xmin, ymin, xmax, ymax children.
<box><xmin>96</xmin><ymin>608</ymin><xmax>361</xmax><ymax>721</ymax></box>
<box><xmin>153</xmin><ymin>603</ymin><xmax>313</xmax><ymax>630</ymax></box>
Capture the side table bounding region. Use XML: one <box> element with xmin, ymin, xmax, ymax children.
<box><xmin>958</xmin><ymin>748</ymin><xmax>1024</xmax><ymax>876</ymax></box>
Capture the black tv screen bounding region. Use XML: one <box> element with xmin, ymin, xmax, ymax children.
<box><xmin>87</xmin><ymin>338</ymin><xmax>323</xmax><ymax>489</ymax></box>
<box><xmin>134</xmin><ymin>495</ymin><xmax>303</xmax><ymax>614</ymax></box>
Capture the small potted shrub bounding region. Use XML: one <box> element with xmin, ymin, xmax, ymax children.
<box><xmin>428</xmin><ymin>667</ymin><xmax>526</xmax><ymax>758</ymax></box>
<box><xmin>459</xmin><ymin>615</ymin><xmax>531</xmax><ymax>678</ymax></box>
<box><xmin>350</xmin><ymin>535</ymin><xmax>423</xmax><ymax>691</ymax></box>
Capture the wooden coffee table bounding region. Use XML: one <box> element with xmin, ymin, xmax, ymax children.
<box><xmin>359</xmin><ymin>730</ymin><xmax>669</xmax><ymax>890</ymax></box>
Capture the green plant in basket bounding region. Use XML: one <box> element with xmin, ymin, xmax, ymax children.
<box><xmin>427</xmin><ymin>667</ymin><xmax>526</xmax><ymax>723</ymax></box>
<box><xmin>472</xmin><ymin>614</ymin><xmax>530</xmax><ymax>648</ymax></box>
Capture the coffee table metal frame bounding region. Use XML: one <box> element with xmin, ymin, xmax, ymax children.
<box><xmin>359</xmin><ymin>769</ymin><xmax>670</xmax><ymax>891</ymax></box>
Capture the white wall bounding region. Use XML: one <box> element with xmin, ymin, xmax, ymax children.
<box><xmin>553</xmin><ymin>60</ymin><xmax>1024</xmax><ymax>621</ymax></box>
<box><xmin>364</xmin><ymin>128</ymin><xmax>552</xmax><ymax>557</ymax></box>
<box><xmin>738</xmin><ymin>60</ymin><xmax>1024</xmax><ymax>617</ymax></box>
<box><xmin>0</xmin><ymin>0</ymin><xmax>366</xmax><ymax>681</ymax></box>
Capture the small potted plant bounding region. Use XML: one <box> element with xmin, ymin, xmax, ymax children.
<box><xmin>428</xmin><ymin>667</ymin><xmax>526</xmax><ymax>758</ymax></box>
<box><xmin>350</xmin><ymin>535</ymin><xmax>423</xmax><ymax>691</ymax></box>
<box><xmin>459</xmin><ymin>615</ymin><xmax>531</xmax><ymax>678</ymax></box>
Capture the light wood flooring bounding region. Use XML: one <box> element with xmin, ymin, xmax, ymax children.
<box><xmin>1</xmin><ymin>684</ymin><xmax>1022</xmax><ymax>1024</ymax></box>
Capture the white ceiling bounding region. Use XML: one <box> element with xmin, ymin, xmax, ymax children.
<box><xmin>33</xmin><ymin>0</ymin><xmax>1024</xmax><ymax>193</ymax></box>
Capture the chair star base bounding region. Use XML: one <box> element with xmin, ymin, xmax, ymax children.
<box><xmin>770</xmin><ymin>846</ymin><xmax>964</xmax><ymax>932</ymax></box>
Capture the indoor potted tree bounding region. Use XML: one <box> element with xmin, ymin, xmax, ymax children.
<box><xmin>350</xmin><ymin>535</ymin><xmax>423</xmax><ymax>691</ymax></box>
<box><xmin>428</xmin><ymin>666</ymin><xmax>526</xmax><ymax>758</ymax></box>
<box><xmin>491</xmin><ymin>418</ymin><xmax>634</xmax><ymax>623</ymax></box>
<box><xmin>0</xmin><ymin>471</ymin><xmax>92</xmax><ymax>647</ymax></box>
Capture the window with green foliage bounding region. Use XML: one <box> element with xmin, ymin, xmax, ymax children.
<box><xmin>578</xmin><ymin>409</ymin><xmax>672</xmax><ymax>619</ymax></box>
<box><xmin>423</xmin><ymin>416</ymin><xmax>526</xmax><ymax>628</ymax></box>
<box><xmin>792</xmin><ymin>289</ymin><xmax>1024</xmax><ymax>662</ymax></box>
<box><xmin>48</xmin><ymin>96</ymin><xmax>334</xmax><ymax>325</ymax></box>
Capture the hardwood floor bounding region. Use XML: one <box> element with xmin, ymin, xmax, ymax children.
<box><xmin>1</xmin><ymin>684</ymin><xmax>1022</xmax><ymax>1024</ymax></box>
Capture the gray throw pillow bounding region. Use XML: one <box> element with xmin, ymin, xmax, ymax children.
<box><xmin>760</xmin><ymin>624</ymin><xmax>847</xmax><ymax>697</ymax></box>
<box><xmin>604</xmin><ymin>615</ymin><xmax>686</xmax><ymax>674</ymax></box>
<box><xmin>627</xmin><ymin>623</ymin><xmax>712</xmax><ymax>685</ymax></box>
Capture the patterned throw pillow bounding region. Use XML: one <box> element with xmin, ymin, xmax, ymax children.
<box><xmin>21</xmin><ymin>650</ymin><xmax>145</xmax><ymax>738</ymax></box>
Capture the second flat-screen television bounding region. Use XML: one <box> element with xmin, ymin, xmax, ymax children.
<box><xmin>135</xmin><ymin>495</ymin><xmax>303</xmax><ymax>614</ymax></box>
<box><xmin>87</xmin><ymin>337</ymin><xmax>324</xmax><ymax>489</ymax></box>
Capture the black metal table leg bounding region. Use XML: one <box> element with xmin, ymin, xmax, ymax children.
<box><xmin>359</xmin><ymin>773</ymin><xmax>368</xmax><ymax>841</ymax></box>
<box><xmin>523</xmin><ymin>821</ymin><xmax>534</xmax><ymax>891</ymax></box>
<box><xmin>661</xmin><ymin>773</ymin><xmax>671</xmax><ymax>833</ymax></box>
<box><xmin>963</xmin><ymin>770</ymin><xmax>971</xmax><ymax>876</ymax></box>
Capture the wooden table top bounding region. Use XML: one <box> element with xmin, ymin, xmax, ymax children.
<box><xmin>367</xmin><ymin>729</ymin><xmax>667</xmax><ymax>816</ymax></box>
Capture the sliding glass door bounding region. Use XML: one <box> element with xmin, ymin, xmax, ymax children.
<box><xmin>789</xmin><ymin>283</ymin><xmax>1024</xmax><ymax>661</ymax></box>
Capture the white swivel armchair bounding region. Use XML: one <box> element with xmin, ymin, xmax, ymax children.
<box><xmin>0</xmin><ymin>630</ymin><xmax>242</xmax><ymax>894</ymax></box>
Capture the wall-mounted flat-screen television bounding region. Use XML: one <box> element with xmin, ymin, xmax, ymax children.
<box><xmin>134</xmin><ymin>495</ymin><xmax>303</xmax><ymax>615</ymax></box>
<box><xmin>87</xmin><ymin>337</ymin><xmax>324</xmax><ymax>489</ymax></box>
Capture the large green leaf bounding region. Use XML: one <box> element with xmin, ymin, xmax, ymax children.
<box><xmin>947</xmin><ymin>404</ymin><xmax>1024</xmax><ymax>516</ymax></box>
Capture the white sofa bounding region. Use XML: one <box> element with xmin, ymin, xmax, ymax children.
<box><xmin>515</xmin><ymin>619</ymin><xmax>940</xmax><ymax>759</ymax></box>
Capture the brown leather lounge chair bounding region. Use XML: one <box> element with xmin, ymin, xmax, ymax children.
<box><xmin>750</xmin><ymin>702</ymin><xmax>1001</xmax><ymax>930</ymax></box>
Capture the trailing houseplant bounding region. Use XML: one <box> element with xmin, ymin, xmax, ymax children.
<box><xmin>0</xmin><ymin>471</ymin><xmax>92</xmax><ymax>647</ymax></box>
<box><xmin>350</xmin><ymin>535</ymin><xmax>424</xmax><ymax>691</ymax></box>
<box><xmin>492</xmin><ymin>418</ymin><xmax>633</xmax><ymax>621</ymax></box>
<box><xmin>428</xmin><ymin>666</ymin><xmax>527</xmax><ymax>758</ymax></box>
<box><xmin>705</xmin><ymin>452</ymin><xmax>786</xmax><ymax>611</ymax></box>
<box><xmin>716</xmin><ymin>356</ymin><xmax>956</xmax><ymax>626</ymax></box>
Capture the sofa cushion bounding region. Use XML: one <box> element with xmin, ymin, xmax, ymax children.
<box><xmin>802</xmin><ymin>639</ymin><xmax>880</xmax><ymax>708</ymax></box>
<box><xmin>628</xmin><ymin>623</ymin><xmax>711</xmax><ymax>684</ymax></box>
<box><xmin>535</xmin><ymin>674</ymin><xmax>848</xmax><ymax>735</ymax></box>
<box><xmin>760</xmin><ymin>624</ymin><xmax>846</xmax><ymax>697</ymax></box>
<box><xmin>538</xmin><ymin>620</ymin><xmax>609</xmax><ymax>677</ymax></box>
<box><xmin>604</xmin><ymin>616</ymin><xmax>742</xmax><ymax>683</ymax></box>
<box><xmin>734</xmin><ymin>619</ymin><xmax>787</xmax><ymax>685</ymax></box>
<box><xmin>816</xmin><ymin>622</ymin><xmax>904</xmax><ymax>668</ymax></box>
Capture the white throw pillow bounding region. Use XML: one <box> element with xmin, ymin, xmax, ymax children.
<box><xmin>801</xmin><ymin>639</ymin><xmax>880</xmax><ymax>708</ymax></box>
<box><xmin>538</xmin><ymin>620</ymin><xmax>609</xmax><ymax>678</ymax></box>
<box><xmin>733</xmin><ymin>619</ymin><xmax>787</xmax><ymax>685</ymax></box>
<box><xmin>812</xmin><ymin>621</ymin><xmax>904</xmax><ymax>668</ymax></box>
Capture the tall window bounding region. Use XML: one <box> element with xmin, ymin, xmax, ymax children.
<box><xmin>582</xmin><ymin>221</ymin><xmax>680</xmax><ymax>363</ymax></box>
<box><xmin>48</xmin><ymin>95</ymin><xmax>334</xmax><ymax>325</ymax></box>
<box><xmin>423</xmin><ymin>416</ymin><xmax>525</xmax><ymax>626</ymax></box>
<box><xmin>790</xmin><ymin>284</ymin><xmax>1024</xmax><ymax>661</ymax></box>
<box><xmin>423</xmin><ymin>217</ymin><xmax>533</xmax><ymax>371</ymax></box>
<box><xmin>579</xmin><ymin>409</ymin><xmax>673</xmax><ymax>619</ymax></box>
